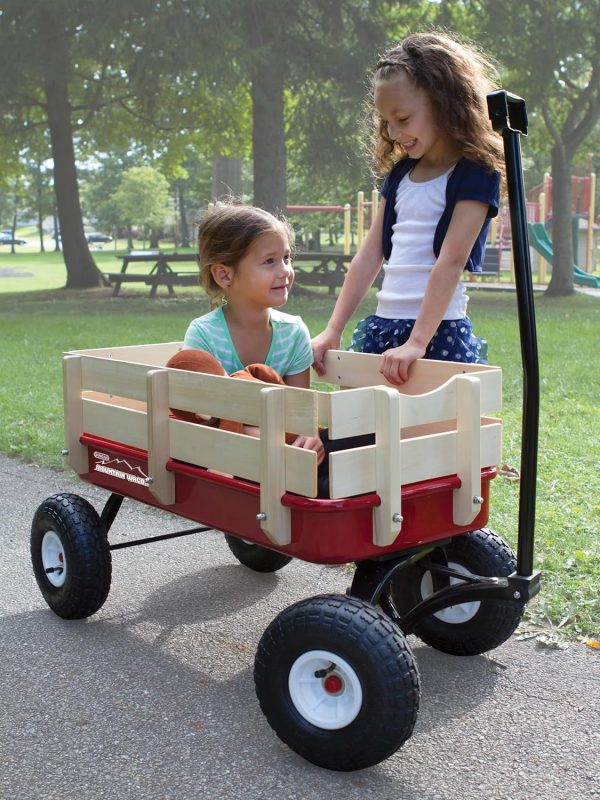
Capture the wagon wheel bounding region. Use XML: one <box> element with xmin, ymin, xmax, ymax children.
<box><xmin>254</xmin><ymin>594</ymin><xmax>420</xmax><ymax>771</ymax></box>
<box><xmin>389</xmin><ymin>528</ymin><xmax>524</xmax><ymax>656</ymax></box>
<box><xmin>31</xmin><ymin>493</ymin><xmax>112</xmax><ymax>619</ymax></box>
<box><xmin>224</xmin><ymin>534</ymin><xmax>292</xmax><ymax>573</ymax></box>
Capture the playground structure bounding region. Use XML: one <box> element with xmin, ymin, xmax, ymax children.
<box><xmin>288</xmin><ymin>189</ymin><xmax>379</xmax><ymax>255</ymax></box>
<box><xmin>289</xmin><ymin>169</ymin><xmax>599</xmax><ymax>289</ymax></box>
<box><xmin>525</xmin><ymin>171</ymin><xmax>599</xmax><ymax>287</ymax></box>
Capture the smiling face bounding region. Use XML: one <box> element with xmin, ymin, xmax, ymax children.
<box><xmin>227</xmin><ymin>229</ymin><xmax>294</xmax><ymax>310</ymax></box>
<box><xmin>375</xmin><ymin>69</ymin><xmax>456</xmax><ymax>166</ymax></box>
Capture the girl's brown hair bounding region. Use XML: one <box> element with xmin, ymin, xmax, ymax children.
<box><xmin>197</xmin><ymin>201</ymin><xmax>294</xmax><ymax>307</ymax></box>
<box><xmin>370</xmin><ymin>31</ymin><xmax>504</xmax><ymax>178</ymax></box>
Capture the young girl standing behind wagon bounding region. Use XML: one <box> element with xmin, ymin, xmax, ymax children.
<box><xmin>312</xmin><ymin>31</ymin><xmax>503</xmax><ymax>386</ymax></box>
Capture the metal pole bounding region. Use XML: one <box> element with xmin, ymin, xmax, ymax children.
<box><xmin>487</xmin><ymin>91</ymin><xmax>539</xmax><ymax>577</ymax></box>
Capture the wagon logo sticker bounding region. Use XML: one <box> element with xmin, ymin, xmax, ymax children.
<box><xmin>92</xmin><ymin>452</ymin><xmax>149</xmax><ymax>486</ymax></box>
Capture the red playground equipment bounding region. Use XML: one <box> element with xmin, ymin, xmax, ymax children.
<box><xmin>30</xmin><ymin>92</ymin><xmax>541</xmax><ymax>771</ymax></box>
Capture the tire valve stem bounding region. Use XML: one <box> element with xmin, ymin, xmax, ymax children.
<box><xmin>314</xmin><ymin>662</ymin><xmax>336</xmax><ymax>679</ymax></box>
<box><xmin>45</xmin><ymin>566</ymin><xmax>64</xmax><ymax>575</ymax></box>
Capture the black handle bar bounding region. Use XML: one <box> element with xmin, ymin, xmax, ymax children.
<box><xmin>487</xmin><ymin>90</ymin><xmax>539</xmax><ymax>577</ymax></box>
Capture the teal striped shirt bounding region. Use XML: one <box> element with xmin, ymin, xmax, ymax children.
<box><xmin>183</xmin><ymin>306</ymin><xmax>313</xmax><ymax>377</ymax></box>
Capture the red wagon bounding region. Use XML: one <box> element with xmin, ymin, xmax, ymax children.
<box><xmin>31</xmin><ymin>91</ymin><xmax>541</xmax><ymax>770</ymax></box>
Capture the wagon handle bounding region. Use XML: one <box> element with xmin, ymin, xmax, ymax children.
<box><xmin>487</xmin><ymin>90</ymin><xmax>539</xmax><ymax>577</ymax></box>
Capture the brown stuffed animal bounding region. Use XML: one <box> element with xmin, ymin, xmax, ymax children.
<box><xmin>165</xmin><ymin>349</ymin><xmax>285</xmax><ymax>433</ymax></box>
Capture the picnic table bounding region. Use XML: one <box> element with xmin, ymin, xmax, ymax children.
<box><xmin>292</xmin><ymin>252</ymin><xmax>383</xmax><ymax>294</ymax></box>
<box><xmin>104</xmin><ymin>252</ymin><xmax>200</xmax><ymax>297</ymax></box>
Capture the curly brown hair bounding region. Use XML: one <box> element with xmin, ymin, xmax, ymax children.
<box><xmin>370</xmin><ymin>31</ymin><xmax>504</xmax><ymax>179</ymax></box>
<box><xmin>197</xmin><ymin>201</ymin><xmax>294</xmax><ymax>307</ymax></box>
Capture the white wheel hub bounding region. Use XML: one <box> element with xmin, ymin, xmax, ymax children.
<box><xmin>41</xmin><ymin>530</ymin><xmax>67</xmax><ymax>588</ymax></box>
<box><xmin>421</xmin><ymin>561</ymin><xmax>481</xmax><ymax>624</ymax></box>
<box><xmin>288</xmin><ymin>649</ymin><xmax>363</xmax><ymax>730</ymax></box>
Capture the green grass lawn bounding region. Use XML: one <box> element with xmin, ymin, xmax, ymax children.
<box><xmin>0</xmin><ymin>261</ymin><xmax>598</xmax><ymax>642</ymax></box>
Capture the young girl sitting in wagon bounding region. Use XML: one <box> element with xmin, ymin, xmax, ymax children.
<box><xmin>169</xmin><ymin>201</ymin><xmax>324</xmax><ymax>465</ymax></box>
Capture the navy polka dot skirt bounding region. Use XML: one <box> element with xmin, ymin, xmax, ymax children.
<box><xmin>349</xmin><ymin>315</ymin><xmax>488</xmax><ymax>364</ymax></box>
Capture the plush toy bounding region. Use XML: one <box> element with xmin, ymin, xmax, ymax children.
<box><xmin>165</xmin><ymin>349</ymin><xmax>285</xmax><ymax>433</ymax></box>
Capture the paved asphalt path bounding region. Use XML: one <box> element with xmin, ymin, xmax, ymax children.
<box><xmin>1</xmin><ymin>454</ymin><xmax>598</xmax><ymax>800</ymax></box>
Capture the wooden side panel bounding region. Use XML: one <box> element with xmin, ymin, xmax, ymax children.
<box><xmin>168</xmin><ymin>418</ymin><xmax>316</xmax><ymax>499</ymax></box>
<box><xmin>316</xmin><ymin>350</ymin><xmax>501</xmax><ymax>411</ymax></box>
<box><xmin>317</xmin><ymin>349</ymin><xmax>498</xmax><ymax>388</ymax></box>
<box><xmin>146</xmin><ymin>369</ymin><xmax>175</xmax><ymax>505</ymax></box>
<box><xmin>453</xmin><ymin>375</ymin><xmax>482</xmax><ymax>525</ymax></box>
<box><xmin>329</xmin><ymin>420</ymin><xmax>502</xmax><ymax>500</ymax></box>
<box><xmin>81</xmin><ymin>399</ymin><xmax>148</xmax><ymax>450</ymax></box>
<box><xmin>372</xmin><ymin>387</ymin><xmax>402</xmax><ymax>547</ymax></box>
<box><xmin>66</xmin><ymin>342</ymin><xmax>183</xmax><ymax>365</ymax></box>
<box><xmin>80</xmin><ymin>357</ymin><xmax>151</xmax><ymax>401</ymax></box>
<box><xmin>327</xmin><ymin>373</ymin><xmax>501</xmax><ymax>438</ymax></box>
<box><xmin>170</xmin><ymin>420</ymin><xmax>259</xmax><ymax>479</ymax></box>
<box><xmin>259</xmin><ymin>387</ymin><xmax>291</xmax><ymax>545</ymax></box>
<box><xmin>62</xmin><ymin>355</ymin><xmax>88</xmax><ymax>474</ymax></box>
<box><xmin>79</xmin><ymin>354</ymin><xmax>317</xmax><ymax>436</ymax></box>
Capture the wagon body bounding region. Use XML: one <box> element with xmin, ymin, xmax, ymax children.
<box><xmin>63</xmin><ymin>343</ymin><xmax>502</xmax><ymax>563</ymax></box>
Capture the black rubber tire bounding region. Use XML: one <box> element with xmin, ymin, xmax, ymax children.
<box><xmin>31</xmin><ymin>493</ymin><xmax>112</xmax><ymax>619</ymax></box>
<box><xmin>224</xmin><ymin>534</ymin><xmax>292</xmax><ymax>573</ymax></box>
<box><xmin>255</xmin><ymin>594</ymin><xmax>420</xmax><ymax>771</ymax></box>
<box><xmin>389</xmin><ymin>528</ymin><xmax>524</xmax><ymax>656</ymax></box>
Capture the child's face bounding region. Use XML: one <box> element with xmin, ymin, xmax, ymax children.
<box><xmin>375</xmin><ymin>70</ymin><xmax>455</xmax><ymax>165</ymax></box>
<box><xmin>232</xmin><ymin>229</ymin><xmax>294</xmax><ymax>309</ymax></box>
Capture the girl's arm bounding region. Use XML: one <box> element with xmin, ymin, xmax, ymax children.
<box><xmin>311</xmin><ymin>198</ymin><xmax>387</xmax><ymax>375</ymax></box>
<box><xmin>380</xmin><ymin>200</ymin><xmax>489</xmax><ymax>386</ymax></box>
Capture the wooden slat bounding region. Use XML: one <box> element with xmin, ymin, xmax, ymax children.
<box><xmin>170</xmin><ymin>419</ymin><xmax>260</xmax><ymax>480</ymax></box>
<box><xmin>169</xmin><ymin>418</ymin><xmax>316</xmax><ymax>497</ymax></box>
<box><xmin>80</xmin><ymin>356</ymin><xmax>153</xmax><ymax>401</ymax></box>
<box><xmin>81</xmin><ymin>399</ymin><xmax>148</xmax><ymax>450</ymax></box>
<box><xmin>66</xmin><ymin>342</ymin><xmax>183</xmax><ymax>365</ymax></box>
<box><xmin>62</xmin><ymin>355</ymin><xmax>88</xmax><ymax>474</ymax></box>
<box><xmin>316</xmin><ymin>350</ymin><xmax>501</xmax><ymax>407</ymax></box>
<box><xmin>168</xmin><ymin>370</ymin><xmax>317</xmax><ymax>436</ymax></box>
<box><xmin>326</xmin><ymin>377</ymin><xmax>501</xmax><ymax>439</ymax></box>
<box><xmin>78</xmin><ymin>353</ymin><xmax>317</xmax><ymax>436</ymax></box>
<box><xmin>372</xmin><ymin>387</ymin><xmax>402</xmax><ymax>547</ymax></box>
<box><xmin>329</xmin><ymin>420</ymin><xmax>502</xmax><ymax>499</ymax></box>
<box><xmin>259</xmin><ymin>387</ymin><xmax>291</xmax><ymax>545</ymax></box>
<box><xmin>146</xmin><ymin>369</ymin><xmax>175</xmax><ymax>506</ymax></box>
<box><xmin>452</xmin><ymin>375</ymin><xmax>482</xmax><ymax>525</ymax></box>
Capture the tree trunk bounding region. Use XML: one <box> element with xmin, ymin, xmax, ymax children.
<box><xmin>546</xmin><ymin>144</ymin><xmax>575</xmax><ymax>296</ymax></box>
<box><xmin>53</xmin><ymin>206</ymin><xmax>60</xmax><ymax>251</ymax></box>
<box><xmin>42</xmin><ymin>20</ymin><xmax>101</xmax><ymax>288</ymax></box>
<box><xmin>211</xmin><ymin>155</ymin><xmax>242</xmax><ymax>201</ymax></box>
<box><xmin>10</xmin><ymin>208</ymin><xmax>17</xmax><ymax>255</ymax></box>
<box><xmin>178</xmin><ymin>188</ymin><xmax>190</xmax><ymax>247</ymax></box>
<box><xmin>37</xmin><ymin>166</ymin><xmax>45</xmax><ymax>253</ymax></box>
<box><xmin>251</xmin><ymin>64</ymin><xmax>286</xmax><ymax>213</ymax></box>
<box><xmin>149</xmin><ymin>228</ymin><xmax>160</xmax><ymax>249</ymax></box>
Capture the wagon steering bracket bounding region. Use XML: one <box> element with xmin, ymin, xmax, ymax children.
<box><xmin>349</xmin><ymin>551</ymin><xmax>541</xmax><ymax>635</ymax></box>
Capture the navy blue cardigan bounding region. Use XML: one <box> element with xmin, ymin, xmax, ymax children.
<box><xmin>381</xmin><ymin>158</ymin><xmax>500</xmax><ymax>273</ymax></box>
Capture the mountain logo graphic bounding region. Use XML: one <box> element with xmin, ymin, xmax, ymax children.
<box><xmin>92</xmin><ymin>452</ymin><xmax>149</xmax><ymax>485</ymax></box>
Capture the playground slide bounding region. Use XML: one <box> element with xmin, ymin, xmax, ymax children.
<box><xmin>528</xmin><ymin>222</ymin><xmax>600</xmax><ymax>288</ymax></box>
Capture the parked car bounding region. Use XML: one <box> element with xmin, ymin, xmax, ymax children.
<box><xmin>85</xmin><ymin>232</ymin><xmax>113</xmax><ymax>243</ymax></box>
<box><xmin>0</xmin><ymin>233</ymin><xmax>28</xmax><ymax>245</ymax></box>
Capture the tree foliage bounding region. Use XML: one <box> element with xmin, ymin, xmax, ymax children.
<box><xmin>111</xmin><ymin>166</ymin><xmax>171</xmax><ymax>239</ymax></box>
<box><xmin>468</xmin><ymin>0</ymin><xmax>600</xmax><ymax>295</ymax></box>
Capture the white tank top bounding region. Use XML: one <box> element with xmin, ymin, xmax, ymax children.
<box><xmin>376</xmin><ymin>166</ymin><xmax>468</xmax><ymax>320</ymax></box>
